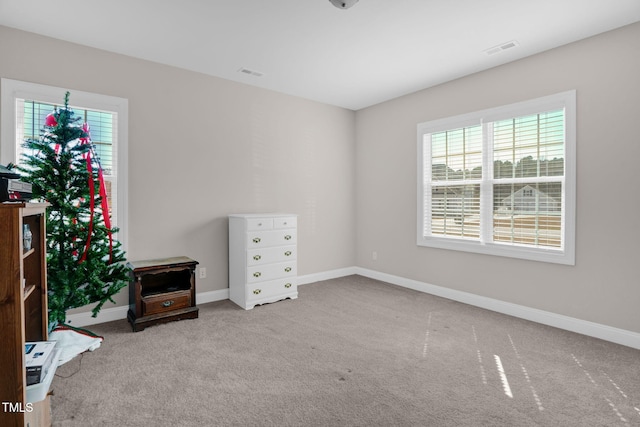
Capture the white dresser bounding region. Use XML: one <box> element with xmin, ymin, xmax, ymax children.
<box><xmin>228</xmin><ymin>213</ymin><xmax>298</xmax><ymax>310</ymax></box>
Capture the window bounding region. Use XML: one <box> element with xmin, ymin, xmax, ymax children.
<box><xmin>417</xmin><ymin>91</ymin><xmax>576</xmax><ymax>265</ymax></box>
<box><xmin>1</xmin><ymin>79</ymin><xmax>128</xmax><ymax>249</ymax></box>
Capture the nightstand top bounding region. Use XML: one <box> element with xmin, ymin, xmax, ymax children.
<box><xmin>127</xmin><ymin>256</ymin><xmax>198</xmax><ymax>271</ymax></box>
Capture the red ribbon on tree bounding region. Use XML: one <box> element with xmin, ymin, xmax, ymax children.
<box><xmin>77</xmin><ymin>122</ymin><xmax>114</xmax><ymax>264</ymax></box>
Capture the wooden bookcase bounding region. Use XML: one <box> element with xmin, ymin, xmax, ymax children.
<box><xmin>0</xmin><ymin>203</ymin><xmax>50</xmax><ymax>427</ymax></box>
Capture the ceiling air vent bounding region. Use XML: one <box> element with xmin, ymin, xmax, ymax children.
<box><xmin>484</xmin><ymin>40</ymin><xmax>519</xmax><ymax>56</ymax></box>
<box><xmin>238</xmin><ymin>68</ymin><xmax>264</xmax><ymax>77</ymax></box>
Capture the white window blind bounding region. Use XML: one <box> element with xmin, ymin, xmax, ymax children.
<box><xmin>428</xmin><ymin>125</ymin><xmax>482</xmax><ymax>240</ymax></box>
<box><xmin>417</xmin><ymin>91</ymin><xmax>576</xmax><ymax>265</ymax></box>
<box><xmin>492</xmin><ymin>110</ymin><xmax>564</xmax><ymax>248</ymax></box>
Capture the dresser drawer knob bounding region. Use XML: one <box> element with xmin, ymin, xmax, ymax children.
<box><xmin>284</xmin><ymin>267</ymin><xmax>292</xmax><ymax>273</ymax></box>
<box><xmin>253</xmin><ymin>237</ymin><xmax>261</xmax><ymax>244</ymax></box>
<box><xmin>253</xmin><ymin>255</ymin><xmax>262</xmax><ymax>261</ymax></box>
<box><xmin>253</xmin><ymin>272</ymin><xmax>262</xmax><ymax>278</ymax></box>
<box><xmin>284</xmin><ymin>283</ymin><xmax>292</xmax><ymax>289</ymax></box>
<box><xmin>253</xmin><ymin>289</ymin><xmax>261</xmax><ymax>295</ymax></box>
<box><xmin>284</xmin><ymin>235</ymin><xmax>292</xmax><ymax>240</ymax></box>
<box><xmin>284</xmin><ymin>251</ymin><xmax>292</xmax><ymax>256</ymax></box>
<box><xmin>162</xmin><ymin>300</ymin><xmax>174</xmax><ymax>307</ymax></box>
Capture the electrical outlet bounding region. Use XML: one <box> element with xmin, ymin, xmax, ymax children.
<box><xmin>199</xmin><ymin>267</ymin><xmax>206</xmax><ymax>279</ymax></box>
<box><xmin>372</xmin><ymin>251</ymin><xmax>378</xmax><ymax>261</ymax></box>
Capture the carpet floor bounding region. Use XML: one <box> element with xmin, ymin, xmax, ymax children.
<box><xmin>51</xmin><ymin>275</ymin><xmax>640</xmax><ymax>426</ymax></box>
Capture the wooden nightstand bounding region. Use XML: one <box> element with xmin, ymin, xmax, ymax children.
<box><xmin>127</xmin><ymin>256</ymin><xmax>199</xmax><ymax>332</ymax></box>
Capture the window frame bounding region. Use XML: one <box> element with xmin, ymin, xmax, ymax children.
<box><xmin>417</xmin><ymin>91</ymin><xmax>576</xmax><ymax>265</ymax></box>
<box><xmin>1</xmin><ymin>78</ymin><xmax>129</xmax><ymax>251</ymax></box>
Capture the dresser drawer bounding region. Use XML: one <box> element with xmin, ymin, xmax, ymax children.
<box><xmin>246</xmin><ymin>278</ymin><xmax>297</xmax><ymax>302</ymax></box>
<box><xmin>246</xmin><ymin>218</ymin><xmax>273</xmax><ymax>231</ymax></box>
<box><xmin>274</xmin><ymin>216</ymin><xmax>297</xmax><ymax>229</ymax></box>
<box><xmin>247</xmin><ymin>245</ymin><xmax>296</xmax><ymax>266</ymax></box>
<box><xmin>247</xmin><ymin>261</ymin><xmax>296</xmax><ymax>283</ymax></box>
<box><xmin>142</xmin><ymin>290</ymin><xmax>191</xmax><ymax>316</ymax></box>
<box><xmin>247</xmin><ymin>229</ymin><xmax>297</xmax><ymax>248</ymax></box>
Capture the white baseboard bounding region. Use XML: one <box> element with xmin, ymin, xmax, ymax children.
<box><xmin>298</xmin><ymin>267</ymin><xmax>358</xmax><ymax>285</ymax></box>
<box><xmin>66</xmin><ymin>266</ymin><xmax>640</xmax><ymax>350</ymax></box>
<box><xmin>65</xmin><ymin>305</ymin><xmax>130</xmax><ymax>328</ymax></box>
<box><xmin>196</xmin><ymin>288</ymin><xmax>230</xmax><ymax>305</ymax></box>
<box><xmin>354</xmin><ymin>267</ymin><xmax>640</xmax><ymax>350</ymax></box>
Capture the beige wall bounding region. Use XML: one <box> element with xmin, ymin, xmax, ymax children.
<box><xmin>355</xmin><ymin>22</ymin><xmax>640</xmax><ymax>333</ymax></box>
<box><xmin>0</xmin><ymin>25</ymin><xmax>357</xmax><ymax>310</ymax></box>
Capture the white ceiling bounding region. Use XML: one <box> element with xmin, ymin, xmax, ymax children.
<box><xmin>1</xmin><ymin>0</ymin><xmax>640</xmax><ymax>110</ymax></box>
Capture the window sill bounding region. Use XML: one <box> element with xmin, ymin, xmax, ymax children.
<box><xmin>417</xmin><ymin>236</ymin><xmax>575</xmax><ymax>265</ymax></box>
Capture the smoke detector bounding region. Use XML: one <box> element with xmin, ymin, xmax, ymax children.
<box><xmin>329</xmin><ymin>0</ymin><xmax>359</xmax><ymax>10</ymax></box>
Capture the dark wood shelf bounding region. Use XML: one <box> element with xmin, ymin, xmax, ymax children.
<box><xmin>24</xmin><ymin>284</ymin><xmax>36</xmax><ymax>300</ymax></box>
<box><xmin>22</xmin><ymin>247</ymin><xmax>35</xmax><ymax>259</ymax></box>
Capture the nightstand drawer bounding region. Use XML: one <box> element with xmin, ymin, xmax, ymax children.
<box><xmin>143</xmin><ymin>290</ymin><xmax>191</xmax><ymax>316</ymax></box>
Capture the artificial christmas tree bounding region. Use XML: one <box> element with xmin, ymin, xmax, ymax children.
<box><xmin>19</xmin><ymin>92</ymin><xmax>129</xmax><ymax>328</ymax></box>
